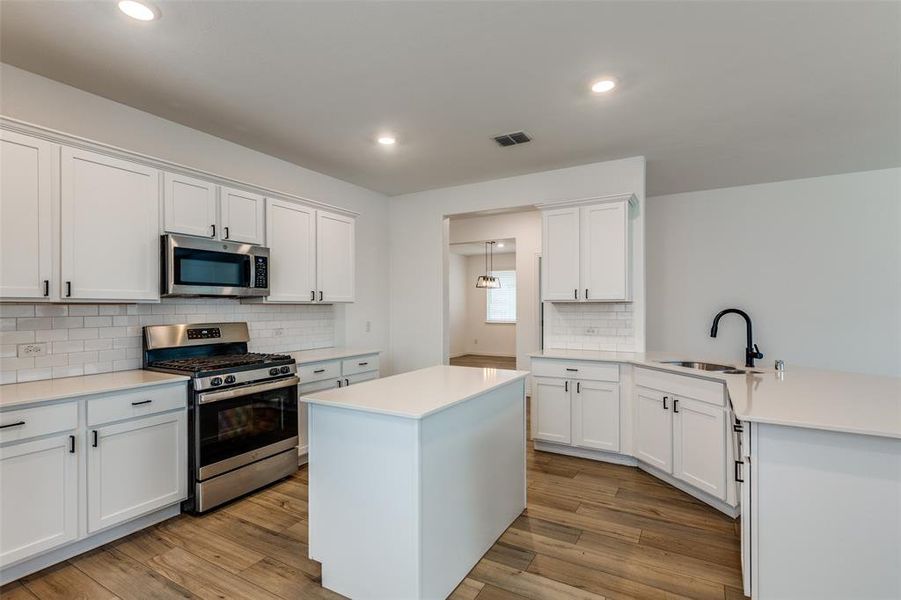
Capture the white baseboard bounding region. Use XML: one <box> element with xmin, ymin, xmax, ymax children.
<box><xmin>458</xmin><ymin>351</ymin><xmax>517</xmax><ymax>358</ymax></box>
<box><xmin>0</xmin><ymin>504</ymin><xmax>181</xmax><ymax>585</ymax></box>
<box><xmin>531</xmin><ymin>441</ymin><xmax>739</xmax><ymax>518</ymax></box>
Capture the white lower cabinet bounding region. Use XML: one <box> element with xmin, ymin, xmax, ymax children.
<box><xmin>532</xmin><ymin>377</ymin><xmax>571</xmax><ymax>444</ymax></box>
<box><xmin>634</xmin><ymin>388</ymin><xmax>673</xmax><ymax>472</ymax></box>
<box><xmin>672</xmin><ymin>396</ymin><xmax>726</xmax><ymax>498</ymax></box>
<box><xmin>572</xmin><ymin>380</ymin><xmax>619</xmax><ymax>452</ymax></box>
<box><xmin>0</xmin><ymin>433</ymin><xmax>78</xmax><ymax>567</ymax></box>
<box><xmin>87</xmin><ymin>410</ymin><xmax>187</xmax><ymax>533</ymax></box>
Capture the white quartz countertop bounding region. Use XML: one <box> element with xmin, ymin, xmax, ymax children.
<box><xmin>0</xmin><ymin>370</ymin><xmax>189</xmax><ymax>409</ymax></box>
<box><xmin>301</xmin><ymin>365</ymin><xmax>529</xmax><ymax>419</ymax></box>
<box><xmin>289</xmin><ymin>347</ymin><xmax>381</xmax><ymax>365</ymax></box>
<box><xmin>530</xmin><ymin>349</ymin><xmax>901</xmax><ymax>439</ymax></box>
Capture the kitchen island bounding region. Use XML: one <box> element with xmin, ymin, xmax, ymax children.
<box><xmin>301</xmin><ymin>365</ymin><xmax>529</xmax><ymax>600</ymax></box>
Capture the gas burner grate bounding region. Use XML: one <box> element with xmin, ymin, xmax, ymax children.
<box><xmin>149</xmin><ymin>353</ymin><xmax>292</xmax><ymax>373</ymax></box>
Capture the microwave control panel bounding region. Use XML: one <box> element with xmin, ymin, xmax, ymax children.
<box><xmin>254</xmin><ymin>256</ymin><xmax>268</xmax><ymax>288</ymax></box>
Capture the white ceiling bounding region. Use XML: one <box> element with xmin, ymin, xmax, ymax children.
<box><xmin>450</xmin><ymin>240</ymin><xmax>516</xmax><ymax>256</ymax></box>
<box><xmin>1</xmin><ymin>1</ymin><xmax>898</xmax><ymax>197</ymax></box>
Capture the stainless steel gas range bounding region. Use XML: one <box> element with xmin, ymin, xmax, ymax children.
<box><xmin>143</xmin><ymin>322</ymin><xmax>298</xmax><ymax>513</ymax></box>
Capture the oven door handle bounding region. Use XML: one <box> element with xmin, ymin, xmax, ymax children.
<box><xmin>197</xmin><ymin>376</ymin><xmax>299</xmax><ymax>405</ymax></box>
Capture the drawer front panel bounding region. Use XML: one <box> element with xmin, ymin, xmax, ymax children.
<box><xmin>87</xmin><ymin>383</ymin><xmax>187</xmax><ymax>426</ymax></box>
<box><xmin>0</xmin><ymin>401</ymin><xmax>78</xmax><ymax>444</ymax></box>
<box><xmin>299</xmin><ymin>378</ymin><xmax>340</xmax><ymax>395</ymax></box>
<box><xmin>345</xmin><ymin>371</ymin><xmax>378</xmax><ymax>386</ymax></box>
<box><xmin>341</xmin><ymin>355</ymin><xmax>379</xmax><ymax>376</ymax></box>
<box><xmin>298</xmin><ymin>360</ymin><xmax>340</xmax><ymax>384</ymax></box>
<box><xmin>635</xmin><ymin>368</ymin><xmax>725</xmax><ymax>406</ymax></box>
<box><xmin>531</xmin><ymin>359</ymin><xmax>619</xmax><ymax>382</ymax></box>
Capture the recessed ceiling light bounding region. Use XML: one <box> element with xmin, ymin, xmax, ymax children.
<box><xmin>118</xmin><ymin>0</ymin><xmax>159</xmax><ymax>21</ymax></box>
<box><xmin>377</xmin><ymin>136</ymin><xmax>396</xmax><ymax>146</ymax></box>
<box><xmin>591</xmin><ymin>79</ymin><xmax>616</xmax><ymax>94</ymax></box>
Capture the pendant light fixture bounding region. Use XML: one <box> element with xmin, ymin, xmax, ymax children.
<box><xmin>475</xmin><ymin>241</ymin><xmax>501</xmax><ymax>288</ymax></box>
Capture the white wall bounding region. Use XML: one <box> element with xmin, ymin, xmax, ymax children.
<box><xmin>450</xmin><ymin>253</ymin><xmax>517</xmax><ymax>357</ymax></box>
<box><xmin>448</xmin><ymin>211</ymin><xmax>543</xmax><ymax>370</ymax></box>
<box><xmin>448</xmin><ymin>253</ymin><xmax>467</xmax><ymax>357</ymax></box>
<box><xmin>0</xmin><ymin>64</ymin><xmax>392</xmax><ymax>370</ymax></box>
<box><xmin>390</xmin><ymin>157</ymin><xmax>646</xmax><ymax>374</ymax></box>
<box><xmin>646</xmin><ymin>168</ymin><xmax>901</xmax><ymax>376</ymax></box>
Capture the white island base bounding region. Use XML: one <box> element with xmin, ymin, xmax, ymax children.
<box><xmin>304</xmin><ymin>366</ymin><xmax>528</xmax><ymax>600</ymax></box>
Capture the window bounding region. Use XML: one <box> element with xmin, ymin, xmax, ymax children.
<box><xmin>486</xmin><ymin>270</ymin><xmax>516</xmax><ymax>323</ymax></box>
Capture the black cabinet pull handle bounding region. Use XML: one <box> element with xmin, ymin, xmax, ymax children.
<box><xmin>673</xmin><ymin>398</ymin><xmax>679</xmax><ymax>413</ymax></box>
<box><xmin>662</xmin><ymin>396</ymin><xmax>668</xmax><ymax>410</ymax></box>
<box><xmin>319</xmin><ymin>291</ymin><xmax>323</xmax><ymax>302</ymax></box>
<box><xmin>43</xmin><ymin>280</ymin><xmax>50</xmax><ymax>297</ymax></box>
<box><xmin>735</xmin><ymin>460</ymin><xmax>744</xmax><ymax>483</ymax></box>
<box><xmin>211</xmin><ymin>224</ymin><xmax>216</xmax><ymax>238</ymax></box>
<box><xmin>564</xmin><ymin>381</ymin><xmax>568</xmax><ymax>392</ymax></box>
<box><xmin>358</xmin><ymin>362</ymin><xmax>368</xmax><ymax>366</ymax></box>
<box><xmin>0</xmin><ymin>421</ymin><xmax>25</xmax><ymax>429</ymax></box>
<box><xmin>337</xmin><ymin>380</ymin><xmax>343</xmax><ymax>388</ymax></box>
<box><xmin>585</xmin><ymin>288</ymin><xmax>589</xmax><ymax>300</ymax></box>
<box><xmin>224</xmin><ymin>226</ymin><xmax>230</xmax><ymax>239</ymax></box>
<box><xmin>69</xmin><ymin>435</ymin><xmax>76</xmax><ymax>453</ymax></box>
<box><xmin>345</xmin><ymin>378</ymin><xmax>350</xmax><ymax>386</ymax></box>
<box><xmin>92</xmin><ymin>430</ymin><xmax>99</xmax><ymax>447</ymax></box>
<box><xmin>565</xmin><ymin>368</ymin><xmax>578</xmax><ymax>372</ymax></box>
<box><xmin>66</xmin><ymin>281</ymin><xmax>72</xmax><ymax>297</ymax></box>
<box><xmin>576</xmin><ymin>382</ymin><xmax>581</xmax><ymax>393</ymax></box>
<box><xmin>574</xmin><ymin>288</ymin><xmax>578</xmax><ymax>300</ymax></box>
<box><xmin>310</xmin><ymin>290</ymin><xmax>315</xmax><ymax>301</ymax></box>
<box><xmin>313</xmin><ymin>368</ymin><xmax>326</xmax><ymax>374</ymax></box>
<box><xmin>131</xmin><ymin>400</ymin><xmax>152</xmax><ymax>406</ymax></box>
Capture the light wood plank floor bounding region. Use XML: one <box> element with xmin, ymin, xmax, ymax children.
<box><xmin>450</xmin><ymin>354</ymin><xmax>517</xmax><ymax>370</ymax></box>
<box><xmin>3</xmin><ymin>439</ymin><xmax>747</xmax><ymax>600</ymax></box>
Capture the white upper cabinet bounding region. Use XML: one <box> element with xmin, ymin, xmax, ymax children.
<box><xmin>541</xmin><ymin>207</ymin><xmax>581</xmax><ymax>301</ymax></box>
<box><xmin>220</xmin><ymin>186</ymin><xmax>265</xmax><ymax>245</ymax></box>
<box><xmin>60</xmin><ymin>147</ymin><xmax>160</xmax><ymax>301</ymax></box>
<box><xmin>317</xmin><ymin>210</ymin><xmax>355</xmax><ymax>303</ymax></box>
<box><xmin>540</xmin><ymin>195</ymin><xmax>633</xmax><ymax>302</ymax></box>
<box><xmin>163</xmin><ymin>172</ymin><xmax>217</xmax><ymax>238</ymax></box>
<box><xmin>266</xmin><ymin>199</ymin><xmax>317</xmax><ymax>302</ymax></box>
<box><xmin>0</xmin><ymin>130</ymin><xmax>56</xmax><ymax>300</ymax></box>
<box><xmin>580</xmin><ymin>201</ymin><xmax>629</xmax><ymax>301</ymax></box>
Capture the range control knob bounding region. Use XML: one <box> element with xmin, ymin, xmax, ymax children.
<box><xmin>224</xmin><ymin>375</ymin><xmax>236</xmax><ymax>384</ymax></box>
<box><xmin>269</xmin><ymin>368</ymin><xmax>280</xmax><ymax>376</ymax></box>
<box><xmin>279</xmin><ymin>366</ymin><xmax>291</xmax><ymax>374</ymax></box>
<box><xmin>210</xmin><ymin>377</ymin><xmax>223</xmax><ymax>387</ymax></box>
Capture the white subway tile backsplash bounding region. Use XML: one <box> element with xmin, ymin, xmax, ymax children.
<box><xmin>543</xmin><ymin>302</ymin><xmax>636</xmax><ymax>351</ymax></box>
<box><xmin>0</xmin><ymin>299</ymin><xmax>335</xmax><ymax>383</ymax></box>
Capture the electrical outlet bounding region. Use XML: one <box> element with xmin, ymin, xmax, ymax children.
<box><xmin>585</xmin><ymin>327</ymin><xmax>597</xmax><ymax>335</ymax></box>
<box><xmin>365</xmin><ymin>321</ymin><xmax>371</xmax><ymax>333</ymax></box>
<box><xmin>474</xmin><ymin>338</ymin><xmax>478</xmax><ymax>345</ymax></box>
<box><xmin>18</xmin><ymin>343</ymin><xmax>48</xmax><ymax>357</ymax></box>
<box><xmin>273</xmin><ymin>328</ymin><xmax>284</xmax><ymax>337</ymax></box>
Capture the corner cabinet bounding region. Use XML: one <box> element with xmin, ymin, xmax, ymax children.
<box><xmin>60</xmin><ymin>147</ymin><xmax>160</xmax><ymax>301</ymax></box>
<box><xmin>0</xmin><ymin>130</ymin><xmax>56</xmax><ymax>300</ymax></box>
<box><xmin>539</xmin><ymin>194</ymin><xmax>634</xmax><ymax>302</ymax></box>
<box><xmin>257</xmin><ymin>199</ymin><xmax>355</xmax><ymax>304</ymax></box>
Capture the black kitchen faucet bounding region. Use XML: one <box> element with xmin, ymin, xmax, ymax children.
<box><xmin>710</xmin><ymin>308</ymin><xmax>763</xmax><ymax>368</ymax></box>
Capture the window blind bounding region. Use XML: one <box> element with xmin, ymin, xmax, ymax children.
<box><xmin>487</xmin><ymin>270</ymin><xmax>516</xmax><ymax>323</ymax></box>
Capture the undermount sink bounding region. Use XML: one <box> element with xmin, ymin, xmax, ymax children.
<box><xmin>658</xmin><ymin>360</ymin><xmax>735</xmax><ymax>372</ymax></box>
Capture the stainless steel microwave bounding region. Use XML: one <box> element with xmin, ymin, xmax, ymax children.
<box><xmin>161</xmin><ymin>234</ymin><xmax>269</xmax><ymax>297</ymax></box>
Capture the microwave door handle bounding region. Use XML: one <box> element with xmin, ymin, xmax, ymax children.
<box><xmin>197</xmin><ymin>376</ymin><xmax>299</xmax><ymax>404</ymax></box>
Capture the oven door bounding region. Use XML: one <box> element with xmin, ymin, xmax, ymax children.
<box><xmin>163</xmin><ymin>234</ymin><xmax>269</xmax><ymax>297</ymax></box>
<box><xmin>195</xmin><ymin>376</ymin><xmax>298</xmax><ymax>480</ymax></box>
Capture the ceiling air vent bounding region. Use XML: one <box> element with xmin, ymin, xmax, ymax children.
<box><xmin>493</xmin><ymin>131</ymin><xmax>531</xmax><ymax>147</ymax></box>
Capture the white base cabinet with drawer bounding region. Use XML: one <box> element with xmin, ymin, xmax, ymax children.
<box><xmin>0</xmin><ymin>381</ymin><xmax>188</xmax><ymax>584</ymax></box>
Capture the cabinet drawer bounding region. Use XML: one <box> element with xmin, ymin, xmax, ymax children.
<box><xmin>341</xmin><ymin>355</ymin><xmax>379</xmax><ymax>376</ymax></box>
<box><xmin>635</xmin><ymin>368</ymin><xmax>725</xmax><ymax>406</ymax></box>
<box><xmin>0</xmin><ymin>401</ymin><xmax>78</xmax><ymax>444</ymax></box>
<box><xmin>531</xmin><ymin>359</ymin><xmax>619</xmax><ymax>382</ymax></box>
<box><xmin>299</xmin><ymin>378</ymin><xmax>340</xmax><ymax>395</ymax></box>
<box><xmin>298</xmin><ymin>360</ymin><xmax>341</xmax><ymax>384</ymax></box>
<box><xmin>87</xmin><ymin>383</ymin><xmax>187</xmax><ymax>426</ymax></box>
<box><xmin>346</xmin><ymin>371</ymin><xmax>378</xmax><ymax>386</ymax></box>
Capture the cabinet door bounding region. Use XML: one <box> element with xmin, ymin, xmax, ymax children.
<box><xmin>532</xmin><ymin>377</ymin><xmax>571</xmax><ymax>444</ymax></box>
<box><xmin>60</xmin><ymin>147</ymin><xmax>159</xmax><ymax>301</ymax></box>
<box><xmin>740</xmin><ymin>421</ymin><xmax>752</xmax><ymax>597</ymax></box>
<box><xmin>572</xmin><ymin>380</ymin><xmax>620</xmax><ymax>452</ymax></box>
<box><xmin>266</xmin><ymin>199</ymin><xmax>316</xmax><ymax>302</ymax></box>
<box><xmin>0</xmin><ymin>434</ymin><xmax>78</xmax><ymax>566</ymax></box>
<box><xmin>580</xmin><ymin>201</ymin><xmax>629</xmax><ymax>301</ymax></box>
<box><xmin>163</xmin><ymin>172</ymin><xmax>217</xmax><ymax>238</ymax></box>
<box><xmin>316</xmin><ymin>211</ymin><xmax>355</xmax><ymax>303</ymax></box>
<box><xmin>673</xmin><ymin>396</ymin><xmax>726</xmax><ymax>499</ymax></box>
<box><xmin>87</xmin><ymin>410</ymin><xmax>186</xmax><ymax>533</ymax></box>
<box><xmin>541</xmin><ymin>207</ymin><xmax>580</xmax><ymax>301</ymax></box>
<box><xmin>635</xmin><ymin>389</ymin><xmax>673</xmax><ymax>472</ymax></box>
<box><xmin>220</xmin><ymin>186</ymin><xmax>264</xmax><ymax>244</ymax></box>
<box><xmin>0</xmin><ymin>130</ymin><xmax>55</xmax><ymax>300</ymax></box>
